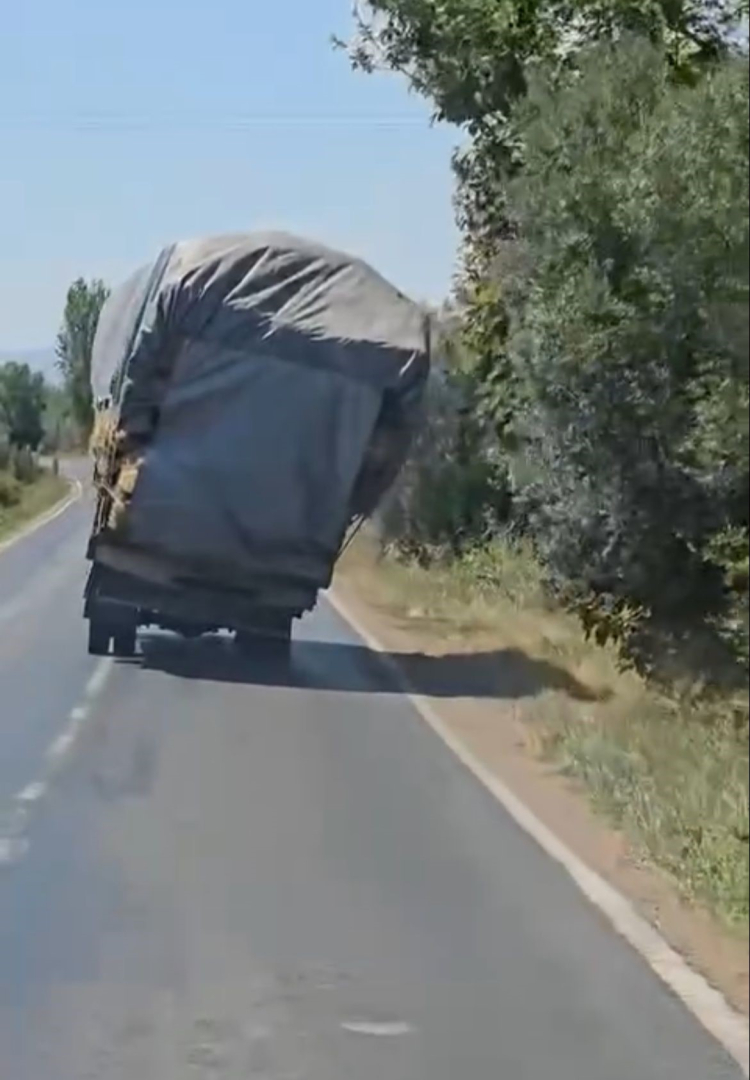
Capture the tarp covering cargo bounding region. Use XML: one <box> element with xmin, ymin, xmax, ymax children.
<box><xmin>90</xmin><ymin>232</ymin><xmax>430</xmax><ymax>595</ymax></box>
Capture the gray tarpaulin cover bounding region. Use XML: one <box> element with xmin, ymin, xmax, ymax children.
<box><xmin>91</xmin><ymin>232</ymin><xmax>430</xmax><ymax>591</ymax></box>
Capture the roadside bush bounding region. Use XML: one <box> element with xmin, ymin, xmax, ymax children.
<box><xmin>10</xmin><ymin>445</ymin><xmax>39</xmax><ymax>485</ymax></box>
<box><xmin>379</xmin><ymin>366</ymin><xmax>511</xmax><ymax>556</ymax></box>
<box><xmin>0</xmin><ymin>472</ymin><xmax>22</xmax><ymax>509</ymax></box>
<box><xmin>706</xmin><ymin>526</ymin><xmax>750</xmax><ymax>671</ymax></box>
<box><xmin>502</xmin><ymin>43</ymin><xmax>749</xmax><ymax>668</ymax></box>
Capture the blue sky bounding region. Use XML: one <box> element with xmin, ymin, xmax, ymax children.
<box><xmin>0</xmin><ymin>0</ymin><xmax>461</xmax><ymax>351</ymax></box>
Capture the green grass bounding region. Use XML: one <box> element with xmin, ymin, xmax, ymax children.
<box><xmin>546</xmin><ymin>690</ymin><xmax>749</xmax><ymax>928</ymax></box>
<box><xmin>0</xmin><ymin>470</ymin><xmax>70</xmax><ymax>544</ymax></box>
<box><xmin>344</xmin><ymin>534</ymin><xmax>750</xmax><ymax>929</ymax></box>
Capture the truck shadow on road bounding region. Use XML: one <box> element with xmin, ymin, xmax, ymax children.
<box><xmin>131</xmin><ymin>633</ymin><xmax>604</xmax><ymax>703</ymax></box>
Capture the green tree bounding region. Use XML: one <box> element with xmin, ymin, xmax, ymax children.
<box><xmin>56</xmin><ymin>278</ymin><xmax>109</xmax><ymax>439</ymax></box>
<box><xmin>345</xmin><ymin>1</ymin><xmax>746</xmax><ymax>123</ymax></box>
<box><xmin>344</xmin><ymin>4</ymin><xmax>749</xmax><ymax>670</ymax></box>
<box><xmin>343</xmin><ymin>1</ymin><xmax>747</xmax><ymax>246</ymax></box>
<box><xmin>505</xmin><ymin>43</ymin><xmax>748</xmax><ymax>651</ymax></box>
<box><xmin>42</xmin><ymin>384</ymin><xmax>78</xmax><ymax>453</ymax></box>
<box><xmin>342</xmin><ymin>0</ymin><xmax>748</xmax><ymax>381</ymax></box>
<box><xmin>0</xmin><ymin>361</ymin><xmax>47</xmax><ymax>450</ymax></box>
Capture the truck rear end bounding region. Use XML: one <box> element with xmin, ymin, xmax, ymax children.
<box><xmin>84</xmin><ymin>232</ymin><xmax>430</xmax><ymax>657</ymax></box>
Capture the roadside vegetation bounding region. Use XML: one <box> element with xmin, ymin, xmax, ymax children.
<box><xmin>0</xmin><ymin>277</ymin><xmax>108</xmax><ymax>541</ymax></box>
<box><xmin>341</xmin><ymin>3</ymin><xmax>749</xmax><ymax>928</ymax></box>
<box><xmin>0</xmin><ymin>362</ymin><xmax>64</xmax><ymax>541</ymax></box>
<box><xmin>0</xmin><ymin>443</ymin><xmax>68</xmax><ymax>543</ymax></box>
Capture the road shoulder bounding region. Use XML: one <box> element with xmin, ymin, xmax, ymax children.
<box><xmin>0</xmin><ymin>472</ymin><xmax>77</xmax><ymax>555</ymax></box>
<box><xmin>331</xmin><ymin>549</ymin><xmax>750</xmax><ymax>1036</ymax></box>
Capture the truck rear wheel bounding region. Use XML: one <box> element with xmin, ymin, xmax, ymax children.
<box><xmin>113</xmin><ymin>626</ymin><xmax>137</xmax><ymax>659</ymax></box>
<box><xmin>88</xmin><ymin>620</ymin><xmax>112</xmax><ymax>657</ymax></box>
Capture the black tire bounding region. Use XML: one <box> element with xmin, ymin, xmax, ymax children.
<box><xmin>113</xmin><ymin>626</ymin><xmax>137</xmax><ymax>659</ymax></box>
<box><xmin>88</xmin><ymin>620</ymin><xmax>112</xmax><ymax>657</ymax></box>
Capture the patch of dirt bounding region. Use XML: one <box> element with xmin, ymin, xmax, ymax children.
<box><xmin>332</xmin><ymin>554</ymin><xmax>750</xmax><ymax>1018</ymax></box>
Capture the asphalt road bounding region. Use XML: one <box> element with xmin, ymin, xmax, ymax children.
<box><xmin>0</xmin><ymin>473</ymin><xmax>743</xmax><ymax>1079</ymax></box>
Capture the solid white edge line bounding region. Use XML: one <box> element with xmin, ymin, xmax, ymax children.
<box><xmin>0</xmin><ymin>477</ymin><xmax>83</xmax><ymax>558</ymax></box>
<box><xmin>326</xmin><ymin>588</ymin><xmax>750</xmax><ymax>1075</ymax></box>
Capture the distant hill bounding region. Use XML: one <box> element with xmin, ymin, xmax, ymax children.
<box><xmin>0</xmin><ymin>347</ymin><xmax>61</xmax><ymax>385</ymax></box>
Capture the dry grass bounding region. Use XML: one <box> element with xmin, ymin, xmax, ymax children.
<box><xmin>0</xmin><ymin>470</ymin><xmax>69</xmax><ymax>543</ymax></box>
<box><xmin>341</xmin><ymin>533</ymin><xmax>749</xmax><ymax>930</ymax></box>
<box><xmin>547</xmin><ymin>689</ymin><xmax>749</xmax><ymax>928</ymax></box>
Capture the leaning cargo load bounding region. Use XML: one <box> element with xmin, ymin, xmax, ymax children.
<box><xmin>84</xmin><ymin>232</ymin><xmax>430</xmax><ymax>657</ymax></box>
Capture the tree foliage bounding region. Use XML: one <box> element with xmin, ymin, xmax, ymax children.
<box><xmin>505</xmin><ymin>44</ymin><xmax>748</xmax><ymax>659</ymax></box>
<box><xmin>346</xmin><ymin>0</ymin><xmax>744</xmax><ymax>120</ymax></box>
<box><xmin>344</xmin><ymin>0</ymin><xmax>747</xmax><ymax>248</ymax></box>
<box><xmin>56</xmin><ymin>278</ymin><xmax>109</xmax><ymax>439</ymax></box>
<box><xmin>0</xmin><ymin>361</ymin><xmax>47</xmax><ymax>450</ymax></box>
<box><xmin>343</xmin><ymin>4</ymin><xmax>749</xmax><ymax>673</ymax></box>
<box><xmin>42</xmin><ymin>384</ymin><xmax>79</xmax><ymax>453</ymax></box>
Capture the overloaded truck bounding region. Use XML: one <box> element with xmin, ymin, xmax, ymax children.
<box><xmin>84</xmin><ymin>232</ymin><xmax>431</xmax><ymax>658</ymax></box>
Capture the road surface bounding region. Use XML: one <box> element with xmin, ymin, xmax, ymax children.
<box><xmin>0</xmin><ymin>471</ymin><xmax>743</xmax><ymax>1079</ymax></box>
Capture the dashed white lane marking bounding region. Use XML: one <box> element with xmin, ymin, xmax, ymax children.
<box><xmin>16</xmin><ymin>781</ymin><xmax>47</xmax><ymax>805</ymax></box>
<box><xmin>327</xmin><ymin>589</ymin><xmax>750</xmax><ymax>1076</ymax></box>
<box><xmin>45</xmin><ymin>729</ymin><xmax>80</xmax><ymax>766</ymax></box>
<box><xmin>0</xmin><ymin>657</ymin><xmax>113</xmax><ymax>868</ymax></box>
<box><xmin>0</xmin><ymin>836</ymin><xmax>29</xmax><ymax>867</ymax></box>
<box><xmin>0</xmin><ymin>475</ymin><xmax>99</xmax><ymax>871</ymax></box>
<box><xmin>84</xmin><ymin>656</ymin><xmax>113</xmax><ymax>700</ymax></box>
<box><xmin>341</xmin><ymin>1021</ymin><xmax>414</xmax><ymax>1037</ymax></box>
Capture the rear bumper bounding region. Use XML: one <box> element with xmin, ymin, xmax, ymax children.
<box><xmin>84</xmin><ymin>560</ymin><xmax>316</xmax><ymax>637</ymax></box>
